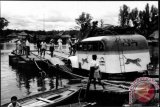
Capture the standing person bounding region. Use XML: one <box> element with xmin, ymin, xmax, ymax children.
<box><xmin>49</xmin><ymin>39</ymin><xmax>55</xmax><ymax>57</ymax></box>
<box><xmin>17</xmin><ymin>40</ymin><xmax>22</xmax><ymax>55</ymax></box>
<box><xmin>72</xmin><ymin>40</ymin><xmax>76</xmax><ymax>56</ymax></box>
<box><xmin>15</xmin><ymin>40</ymin><xmax>18</xmax><ymax>54</ymax></box>
<box><xmin>86</xmin><ymin>55</ymin><xmax>97</xmax><ymax>93</ymax></box>
<box><xmin>41</xmin><ymin>41</ymin><xmax>47</xmax><ymax>58</ymax></box>
<box><xmin>25</xmin><ymin>39</ymin><xmax>30</xmax><ymax>58</ymax></box>
<box><xmin>57</xmin><ymin>38</ymin><xmax>62</xmax><ymax>53</ymax></box>
<box><xmin>40</xmin><ymin>41</ymin><xmax>43</xmax><ymax>57</ymax></box>
<box><xmin>86</xmin><ymin>55</ymin><xmax>105</xmax><ymax>91</ymax></box>
<box><xmin>74</xmin><ymin>39</ymin><xmax>79</xmax><ymax>55</ymax></box>
<box><xmin>68</xmin><ymin>38</ymin><xmax>72</xmax><ymax>56</ymax></box>
<box><xmin>21</xmin><ymin>39</ymin><xmax>26</xmax><ymax>55</ymax></box>
<box><xmin>36</xmin><ymin>40</ymin><xmax>41</xmax><ymax>55</ymax></box>
<box><xmin>92</xmin><ymin>55</ymin><xmax>105</xmax><ymax>90</ymax></box>
<box><xmin>8</xmin><ymin>96</ymin><xmax>21</xmax><ymax>107</ymax></box>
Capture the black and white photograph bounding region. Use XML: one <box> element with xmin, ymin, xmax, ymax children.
<box><xmin>1</xmin><ymin>1</ymin><xmax>159</xmax><ymax>107</ymax></box>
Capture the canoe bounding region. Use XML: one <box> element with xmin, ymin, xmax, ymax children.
<box><xmin>1</xmin><ymin>86</ymin><xmax>80</xmax><ymax>107</ymax></box>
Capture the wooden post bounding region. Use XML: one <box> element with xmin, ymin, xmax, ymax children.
<box><xmin>85</xmin><ymin>78</ymin><xmax>91</xmax><ymax>97</ymax></box>
<box><xmin>55</xmin><ymin>64</ymin><xmax>59</xmax><ymax>89</ymax></box>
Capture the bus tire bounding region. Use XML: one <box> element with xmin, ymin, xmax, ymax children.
<box><xmin>79</xmin><ymin>62</ymin><xmax>82</xmax><ymax>69</ymax></box>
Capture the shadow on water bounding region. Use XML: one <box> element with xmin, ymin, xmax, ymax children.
<box><xmin>14</xmin><ymin>65</ymin><xmax>58</xmax><ymax>93</ymax></box>
<box><xmin>12</xmin><ymin>59</ymin><xmax>72</xmax><ymax>93</ymax></box>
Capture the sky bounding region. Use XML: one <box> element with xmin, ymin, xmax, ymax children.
<box><xmin>1</xmin><ymin>1</ymin><xmax>158</xmax><ymax>31</ymax></box>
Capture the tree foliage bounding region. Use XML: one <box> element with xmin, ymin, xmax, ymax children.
<box><xmin>119</xmin><ymin>3</ymin><xmax>158</xmax><ymax>38</ymax></box>
<box><xmin>129</xmin><ymin>8</ymin><xmax>139</xmax><ymax>28</ymax></box>
<box><xmin>0</xmin><ymin>17</ymin><xmax>9</xmax><ymax>30</ymax></box>
<box><xmin>88</xmin><ymin>21</ymin><xmax>98</xmax><ymax>37</ymax></box>
<box><xmin>119</xmin><ymin>5</ymin><xmax>130</xmax><ymax>27</ymax></box>
<box><xmin>75</xmin><ymin>12</ymin><xmax>93</xmax><ymax>40</ymax></box>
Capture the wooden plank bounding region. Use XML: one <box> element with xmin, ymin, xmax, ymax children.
<box><xmin>36</xmin><ymin>97</ymin><xmax>53</xmax><ymax>103</ymax></box>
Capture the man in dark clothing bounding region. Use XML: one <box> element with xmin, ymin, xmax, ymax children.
<box><xmin>49</xmin><ymin>39</ymin><xmax>55</xmax><ymax>57</ymax></box>
<box><xmin>37</xmin><ymin>40</ymin><xmax>41</xmax><ymax>55</ymax></box>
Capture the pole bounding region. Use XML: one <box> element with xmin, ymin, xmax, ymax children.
<box><xmin>56</xmin><ymin>64</ymin><xmax>59</xmax><ymax>89</ymax></box>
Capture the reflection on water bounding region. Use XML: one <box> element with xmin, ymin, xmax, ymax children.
<box><xmin>1</xmin><ymin>42</ymin><xmax>68</xmax><ymax>105</ymax></box>
<box><xmin>0</xmin><ymin>42</ymin><xmax>16</xmax><ymax>50</ymax></box>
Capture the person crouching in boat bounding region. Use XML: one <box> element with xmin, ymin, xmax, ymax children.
<box><xmin>8</xmin><ymin>96</ymin><xmax>21</xmax><ymax>107</ymax></box>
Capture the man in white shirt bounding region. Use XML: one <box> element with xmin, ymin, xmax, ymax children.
<box><xmin>8</xmin><ymin>96</ymin><xmax>21</xmax><ymax>107</ymax></box>
<box><xmin>25</xmin><ymin>39</ymin><xmax>30</xmax><ymax>58</ymax></box>
<box><xmin>41</xmin><ymin>41</ymin><xmax>47</xmax><ymax>58</ymax></box>
<box><xmin>57</xmin><ymin>38</ymin><xmax>62</xmax><ymax>53</ymax></box>
<box><xmin>86</xmin><ymin>55</ymin><xmax>105</xmax><ymax>91</ymax></box>
<box><xmin>17</xmin><ymin>40</ymin><xmax>22</xmax><ymax>55</ymax></box>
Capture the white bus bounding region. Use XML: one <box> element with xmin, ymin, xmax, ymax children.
<box><xmin>68</xmin><ymin>34</ymin><xmax>150</xmax><ymax>79</ymax></box>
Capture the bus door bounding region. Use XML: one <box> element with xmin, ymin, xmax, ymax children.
<box><xmin>78</xmin><ymin>42</ymin><xmax>89</xmax><ymax>70</ymax></box>
<box><xmin>97</xmin><ymin>41</ymin><xmax>106</xmax><ymax>73</ymax></box>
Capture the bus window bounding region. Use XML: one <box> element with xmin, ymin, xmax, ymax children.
<box><xmin>78</xmin><ymin>43</ymin><xmax>83</xmax><ymax>51</ymax></box>
<box><xmin>99</xmin><ymin>42</ymin><xmax>104</xmax><ymax>51</ymax></box>
<box><xmin>83</xmin><ymin>43</ymin><xmax>87</xmax><ymax>51</ymax></box>
<box><xmin>92</xmin><ymin>42</ymin><xmax>99</xmax><ymax>51</ymax></box>
<box><xmin>88</xmin><ymin>43</ymin><xmax>93</xmax><ymax>51</ymax></box>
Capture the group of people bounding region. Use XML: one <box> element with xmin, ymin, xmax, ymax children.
<box><xmin>36</xmin><ymin>39</ymin><xmax>55</xmax><ymax>58</ymax></box>
<box><xmin>37</xmin><ymin>40</ymin><xmax>47</xmax><ymax>58</ymax></box>
<box><xmin>36</xmin><ymin>37</ymin><xmax>78</xmax><ymax>58</ymax></box>
<box><xmin>67</xmin><ymin>38</ymin><xmax>78</xmax><ymax>56</ymax></box>
<box><xmin>15</xmin><ymin>37</ymin><xmax>79</xmax><ymax>59</ymax></box>
<box><xmin>16</xmin><ymin>39</ymin><xmax>30</xmax><ymax>58</ymax></box>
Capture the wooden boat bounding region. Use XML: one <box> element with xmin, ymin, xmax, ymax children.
<box><xmin>1</xmin><ymin>86</ymin><xmax>80</xmax><ymax>107</ymax></box>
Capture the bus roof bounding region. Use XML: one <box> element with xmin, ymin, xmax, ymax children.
<box><xmin>82</xmin><ymin>36</ymin><xmax>106</xmax><ymax>41</ymax></box>
<box><xmin>82</xmin><ymin>34</ymin><xmax>146</xmax><ymax>42</ymax></box>
<box><xmin>79</xmin><ymin>34</ymin><xmax>148</xmax><ymax>52</ymax></box>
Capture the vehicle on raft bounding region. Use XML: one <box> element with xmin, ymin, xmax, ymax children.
<box><xmin>68</xmin><ymin>34</ymin><xmax>151</xmax><ymax>80</ymax></box>
<box><xmin>1</xmin><ymin>86</ymin><xmax>80</xmax><ymax>107</ymax></box>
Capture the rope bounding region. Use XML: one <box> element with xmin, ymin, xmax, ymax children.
<box><xmin>31</xmin><ymin>52</ymin><xmax>87</xmax><ymax>82</ymax></box>
<box><xmin>33</xmin><ymin>59</ymin><xmax>46</xmax><ymax>78</ymax></box>
<box><xmin>59</xmin><ymin>65</ymin><xmax>87</xmax><ymax>79</ymax></box>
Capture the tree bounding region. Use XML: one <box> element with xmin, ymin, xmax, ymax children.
<box><xmin>129</xmin><ymin>8</ymin><xmax>139</xmax><ymax>28</ymax></box>
<box><xmin>150</xmin><ymin>5</ymin><xmax>158</xmax><ymax>31</ymax></box>
<box><xmin>119</xmin><ymin>3</ymin><xmax>158</xmax><ymax>38</ymax></box>
<box><xmin>88</xmin><ymin>21</ymin><xmax>98</xmax><ymax>37</ymax></box>
<box><xmin>119</xmin><ymin>4</ymin><xmax>130</xmax><ymax>27</ymax></box>
<box><xmin>137</xmin><ymin>3</ymin><xmax>158</xmax><ymax>38</ymax></box>
<box><xmin>75</xmin><ymin>12</ymin><xmax>92</xmax><ymax>40</ymax></box>
<box><xmin>0</xmin><ymin>17</ymin><xmax>9</xmax><ymax>30</ymax></box>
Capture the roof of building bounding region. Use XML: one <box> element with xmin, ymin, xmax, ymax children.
<box><xmin>8</xmin><ymin>32</ymin><xmax>17</xmax><ymax>37</ymax></box>
<box><xmin>61</xmin><ymin>35</ymin><xmax>71</xmax><ymax>38</ymax></box>
<box><xmin>18</xmin><ymin>31</ymin><xmax>28</xmax><ymax>36</ymax></box>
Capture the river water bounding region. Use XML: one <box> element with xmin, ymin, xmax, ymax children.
<box><xmin>0</xmin><ymin>41</ymin><xmax>69</xmax><ymax>105</ymax></box>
